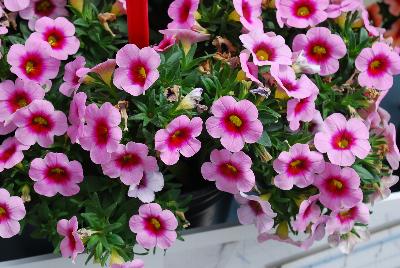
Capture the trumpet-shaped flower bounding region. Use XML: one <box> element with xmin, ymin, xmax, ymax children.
<box><xmin>29</xmin><ymin>152</ymin><xmax>84</xmax><ymax>197</ymax></box>
<box><xmin>233</xmin><ymin>0</ymin><xmax>263</xmax><ymax>31</ymax></box>
<box><xmin>59</xmin><ymin>56</ymin><xmax>88</xmax><ymax>97</ymax></box>
<box><xmin>327</xmin><ymin>0</ymin><xmax>363</xmax><ymax>18</ymax></box>
<box><xmin>239</xmin><ymin>50</ymin><xmax>261</xmax><ymax>85</ymax></box>
<box><xmin>4</xmin><ymin>0</ymin><xmax>30</xmax><ymax>11</ymax></box>
<box><xmin>57</xmin><ymin>216</ymin><xmax>84</xmax><ymax>262</ymax></box>
<box><xmin>19</xmin><ymin>0</ymin><xmax>68</xmax><ymax>30</ymax></box>
<box><xmin>0</xmin><ymin>137</ymin><xmax>29</xmax><ymax>172</ymax></box>
<box><xmin>325</xmin><ymin>203</ymin><xmax>369</xmax><ymax>235</ymax></box>
<box><xmin>292</xmin><ymin>195</ymin><xmax>321</xmax><ymax>232</ymax></box>
<box><xmin>0</xmin><ymin>188</ymin><xmax>26</xmax><ymax>238</ymax></box>
<box><xmin>167</xmin><ymin>0</ymin><xmax>199</xmax><ymax>29</ymax></box>
<box><xmin>67</xmin><ymin>92</ymin><xmax>87</xmax><ymax>144</ymax></box>
<box><xmin>128</xmin><ymin>171</ymin><xmax>164</xmax><ymax>203</ymax></box>
<box><xmin>287</xmin><ymin>93</ymin><xmax>318</xmax><ymax>131</ymax></box>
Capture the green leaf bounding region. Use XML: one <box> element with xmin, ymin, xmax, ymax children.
<box><xmin>258</xmin><ymin>131</ymin><xmax>272</xmax><ymax>147</ymax></box>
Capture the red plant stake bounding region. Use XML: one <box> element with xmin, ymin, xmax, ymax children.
<box><xmin>126</xmin><ymin>0</ymin><xmax>149</xmax><ymax>48</ymax></box>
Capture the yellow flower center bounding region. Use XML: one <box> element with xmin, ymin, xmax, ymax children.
<box><xmin>297</xmin><ymin>6</ymin><xmax>310</xmax><ymax>17</ymax></box>
<box><xmin>229</xmin><ymin>115</ymin><xmax>243</xmax><ymax>128</ymax></box>
<box><xmin>33</xmin><ymin>116</ymin><xmax>48</xmax><ymax>126</ymax></box>
<box><xmin>337</xmin><ymin>138</ymin><xmax>349</xmax><ymax>149</ymax></box>
<box><xmin>256</xmin><ymin>49</ymin><xmax>270</xmax><ymax>61</ymax></box>
<box><xmin>339</xmin><ymin>210</ymin><xmax>351</xmax><ymax>219</ymax></box>
<box><xmin>0</xmin><ymin>206</ymin><xmax>6</xmax><ymax>216</ymax></box>
<box><xmin>36</xmin><ymin>0</ymin><xmax>52</xmax><ymax>12</ymax></box>
<box><xmin>290</xmin><ymin>159</ymin><xmax>303</xmax><ymax>168</ymax></box>
<box><xmin>171</xmin><ymin>130</ymin><xmax>182</xmax><ymax>139</ymax></box>
<box><xmin>25</xmin><ymin>61</ymin><xmax>35</xmax><ymax>74</ymax></box>
<box><xmin>224</xmin><ymin>163</ymin><xmax>238</xmax><ymax>174</ymax></box>
<box><xmin>50</xmin><ymin>168</ymin><xmax>65</xmax><ymax>175</ymax></box>
<box><xmin>138</xmin><ymin>67</ymin><xmax>147</xmax><ymax>79</ymax></box>
<box><xmin>122</xmin><ymin>154</ymin><xmax>133</xmax><ymax>162</ymax></box>
<box><xmin>330</xmin><ymin>179</ymin><xmax>343</xmax><ymax>190</ymax></box>
<box><xmin>312</xmin><ymin>45</ymin><xmax>327</xmax><ymax>56</ymax></box>
<box><xmin>150</xmin><ymin>218</ymin><xmax>161</xmax><ymax>230</ymax></box>
<box><xmin>370</xmin><ymin>60</ymin><xmax>381</xmax><ymax>70</ymax></box>
<box><xmin>47</xmin><ymin>35</ymin><xmax>58</xmax><ymax>47</ymax></box>
<box><xmin>17</xmin><ymin>98</ymin><xmax>28</xmax><ymax>108</ymax></box>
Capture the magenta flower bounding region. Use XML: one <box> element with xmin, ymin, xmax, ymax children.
<box><xmin>292</xmin><ymin>195</ymin><xmax>321</xmax><ymax>233</ymax></box>
<box><xmin>19</xmin><ymin>0</ymin><xmax>68</xmax><ymax>30</ymax></box>
<box><xmin>128</xmin><ymin>171</ymin><xmax>164</xmax><ymax>203</ymax></box>
<box><xmin>0</xmin><ymin>188</ymin><xmax>26</xmax><ymax>238</ymax></box>
<box><xmin>155</xmin><ymin>115</ymin><xmax>202</xmax><ymax>165</ymax></box>
<box><xmin>113</xmin><ymin>44</ymin><xmax>160</xmax><ymax>96</ymax></box>
<box><xmin>314</xmin><ymin>163</ymin><xmax>363</xmax><ymax>211</ymax></box>
<box><xmin>276</xmin><ymin>0</ymin><xmax>329</xmax><ymax>28</ymax></box>
<box><xmin>30</xmin><ymin>16</ymin><xmax>80</xmax><ymax>60</ymax></box>
<box><xmin>0</xmin><ymin>78</ymin><xmax>45</xmax><ymax>122</ymax></box>
<box><xmin>57</xmin><ymin>216</ymin><xmax>84</xmax><ymax>262</ymax></box>
<box><xmin>159</xmin><ymin>29</ymin><xmax>210</xmax><ymax>53</ymax></box>
<box><xmin>240</xmin><ymin>31</ymin><xmax>292</xmax><ymax>66</ymax></box>
<box><xmin>7</xmin><ymin>38</ymin><xmax>60</xmax><ymax>85</ymax></box>
<box><xmin>29</xmin><ymin>152</ymin><xmax>84</xmax><ymax>197</ymax></box>
<box><xmin>239</xmin><ymin>50</ymin><xmax>261</xmax><ymax>85</ymax></box>
<box><xmin>0</xmin><ymin>137</ymin><xmax>29</xmax><ymax>172</ymax></box>
<box><xmin>292</xmin><ymin>27</ymin><xmax>347</xmax><ymax>76</ymax></box>
<box><xmin>4</xmin><ymin>0</ymin><xmax>30</xmax><ymax>11</ymax></box>
<box><xmin>235</xmin><ymin>193</ymin><xmax>277</xmax><ymax>234</ymax></box>
<box><xmin>355</xmin><ymin>42</ymin><xmax>400</xmax><ymax>91</ymax></box>
<box><xmin>0</xmin><ymin>121</ymin><xmax>17</xmax><ymax>135</ymax></box>
<box><xmin>327</xmin><ymin>0</ymin><xmax>362</xmax><ymax>18</ymax></box>
<box><xmin>233</xmin><ymin>0</ymin><xmax>263</xmax><ymax>31</ymax></box>
<box><xmin>60</xmin><ymin>56</ymin><xmax>88</xmax><ymax>97</ymax></box>
<box><xmin>314</xmin><ymin>113</ymin><xmax>371</xmax><ymax>167</ymax></box>
<box><xmin>287</xmin><ymin>93</ymin><xmax>318</xmax><ymax>131</ymax></box>
<box><xmin>325</xmin><ymin>203</ymin><xmax>369</xmax><ymax>235</ymax></box>
<box><xmin>369</xmin><ymin>175</ymin><xmax>399</xmax><ymax>204</ymax></box>
<box><xmin>167</xmin><ymin>0</ymin><xmax>199</xmax><ymax>29</ymax></box>
<box><xmin>201</xmin><ymin>149</ymin><xmax>255</xmax><ymax>194</ymax></box>
<box><xmin>13</xmin><ymin>100</ymin><xmax>68</xmax><ymax>148</ymax></box>
<box><xmin>206</xmin><ymin>96</ymin><xmax>263</xmax><ymax>152</ymax></box>
<box><xmin>102</xmin><ymin>142</ymin><xmax>158</xmax><ymax>185</ymax></box>
<box><xmin>270</xmin><ymin>64</ymin><xmax>319</xmax><ymax>99</ymax></box>
<box><xmin>67</xmin><ymin>92</ymin><xmax>87</xmax><ymax>144</ymax></box>
<box><xmin>129</xmin><ymin>203</ymin><xmax>178</xmax><ymax>249</ymax></box>
<box><xmin>154</xmin><ymin>35</ymin><xmax>176</xmax><ymax>52</ymax></box>
<box><xmin>379</xmin><ymin>123</ymin><xmax>400</xmax><ymax>170</ymax></box>
<box><xmin>111</xmin><ymin>260</ymin><xmax>144</xmax><ymax>268</ymax></box>
<box><xmin>273</xmin><ymin>143</ymin><xmax>325</xmax><ymax>190</ymax></box>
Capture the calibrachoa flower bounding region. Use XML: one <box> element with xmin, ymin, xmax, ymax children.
<box><xmin>0</xmin><ymin>78</ymin><xmax>45</xmax><ymax>122</ymax></box>
<box><xmin>57</xmin><ymin>216</ymin><xmax>84</xmax><ymax>262</ymax></box>
<box><xmin>206</xmin><ymin>96</ymin><xmax>263</xmax><ymax>152</ymax></box>
<box><xmin>0</xmin><ymin>188</ymin><xmax>26</xmax><ymax>238</ymax></box>
<box><xmin>111</xmin><ymin>260</ymin><xmax>144</xmax><ymax>268</ymax></box>
<box><xmin>292</xmin><ymin>195</ymin><xmax>321</xmax><ymax>233</ymax></box>
<box><xmin>369</xmin><ymin>174</ymin><xmax>399</xmax><ymax>204</ymax></box>
<box><xmin>384</xmin><ymin>0</ymin><xmax>400</xmax><ymax>16</ymax></box>
<box><xmin>239</xmin><ymin>50</ymin><xmax>261</xmax><ymax>85</ymax></box>
<box><xmin>79</xmin><ymin>102</ymin><xmax>122</xmax><ymax>164</ymax></box>
<box><xmin>30</xmin><ymin>16</ymin><xmax>80</xmax><ymax>60</ymax></box>
<box><xmin>102</xmin><ymin>142</ymin><xmax>158</xmax><ymax>185</ymax></box>
<box><xmin>325</xmin><ymin>203</ymin><xmax>370</xmax><ymax>235</ymax></box>
<box><xmin>314</xmin><ymin>163</ymin><xmax>363</xmax><ymax>211</ymax></box>
<box><xmin>4</xmin><ymin>0</ymin><xmax>30</xmax><ymax>11</ymax></box>
<box><xmin>380</xmin><ymin>123</ymin><xmax>400</xmax><ymax>170</ymax></box>
<box><xmin>155</xmin><ymin>115</ymin><xmax>202</xmax><ymax>165</ymax></box>
<box><xmin>89</xmin><ymin>59</ymin><xmax>116</xmax><ymax>86</ymax></box>
<box><xmin>270</xmin><ymin>64</ymin><xmax>318</xmax><ymax>99</ymax></box>
<box><xmin>273</xmin><ymin>143</ymin><xmax>325</xmax><ymax>190</ymax></box>
<box><xmin>113</xmin><ymin>44</ymin><xmax>161</xmax><ymax>96</ymax></box>
<box><xmin>276</xmin><ymin>0</ymin><xmax>329</xmax><ymax>28</ymax></box>
<box><xmin>167</xmin><ymin>0</ymin><xmax>199</xmax><ymax>29</ymax></box>
<box><xmin>67</xmin><ymin>92</ymin><xmax>87</xmax><ymax>144</ymax></box>
<box><xmin>0</xmin><ymin>122</ymin><xmax>17</xmax><ymax>136</ymax></box>
<box><xmin>292</xmin><ymin>27</ymin><xmax>347</xmax><ymax>76</ymax></box>
<box><xmin>129</xmin><ymin>203</ymin><xmax>178</xmax><ymax>249</ymax></box>
<box><xmin>19</xmin><ymin>0</ymin><xmax>69</xmax><ymax>30</ymax></box>
<box><xmin>355</xmin><ymin>42</ymin><xmax>400</xmax><ymax>91</ymax></box>
<box><xmin>235</xmin><ymin>193</ymin><xmax>277</xmax><ymax>234</ymax></box>
<box><xmin>314</xmin><ymin>113</ymin><xmax>371</xmax><ymax>167</ymax></box>
<box><xmin>233</xmin><ymin>0</ymin><xmax>263</xmax><ymax>31</ymax></box>
<box><xmin>327</xmin><ymin>0</ymin><xmax>363</xmax><ymax>18</ymax></box>
<box><xmin>0</xmin><ymin>137</ymin><xmax>29</xmax><ymax>172</ymax></box>
<box><xmin>328</xmin><ymin>226</ymin><xmax>370</xmax><ymax>254</ymax></box>
<box><xmin>29</xmin><ymin>152</ymin><xmax>84</xmax><ymax>197</ymax></box>
<box><xmin>239</xmin><ymin>31</ymin><xmax>292</xmax><ymax>66</ymax></box>
<box><xmin>13</xmin><ymin>100</ymin><xmax>68</xmax><ymax>148</ymax></box>
<box><xmin>201</xmin><ymin>149</ymin><xmax>255</xmax><ymax>194</ymax></box>
<box><xmin>128</xmin><ymin>171</ymin><xmax>164</xmax><ymax>203</ymax></box>
<box><xmin>60</xmin><ymin>56</ymin><xmax>87</xmax><ymax>96</ymax></box>
<box><xmin>159</xmin><ymin>29</ymin><xmax>210</xmax><ymax>54</ymax></box>
<box><xmin>287</xmin><ymin>93</ymin><xmax>318</xmax><ymax>131</ymax></box>
<box><xmin>154</xmin><ymin>35</ymin><xmax>176</xmax><ymax>52</ymax></box>
<box><xmin>7</xmin><ymin>37</ymin><xmax>60</xmax><ymax>85</ymax></box>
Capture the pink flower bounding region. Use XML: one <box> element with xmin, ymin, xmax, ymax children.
<box><xmin>60</xmin><ymin>56</ymin><xmax>88</xmax><ymax>97</ymax></box>
<box><xmin>57</xmin><ymin>216</ymin><xmax>84</xmax><ymax>262</ymax></box>
<box><xmin>233</xmin><ymin>0</ymin><xmax>263</xmax><ymax>31</ymax></box>
<box><xmin>129</xmin><ymin>203</ymin><xmax>178</xmax><ymax>249</ymax></box>
<box><xmin>159</xmin><ymin>29</ymin><xmax>210</xmax><ymax>50</ymax></box>
<box><xmin>101</xmin><ymin>142</ymin><xmax>158</xmax><ymax>185</ymax></box>
<box><xmin>201</xmin><ymin>149</ymin><xmax>255</xmax><ymax>194</ymax></box>
<box><xmin>270</xmin><ymin>64</ymin><xmax>318</xmax><ymax>99</ymax></box>
<box><xmin>67</xmin><ymin>92</ymin><xmax>87</xmax><ymax>144</ymax></box>
<box><xmin>239</xmin><ymin>50</ymin><xmax>261</xmax><ymax>85</ymax></box>
<box><xmin>4</xmin><ymin>0</ymin><xmax>30</xmax><ymax>11</ymax></box>
<box><xmin>167</xmin><ymin>0</ymin><xmax>199</xmax><ymax>29</ymax></box>
<box><xmin>0</xmin><ymin>78</ymin><xmax>45</xmax><ymax>122</ymax></box>
<box><xmin>384</xmin><ymin>0</ymin><xmax>400</xmax><ymax>16</ymax></box>
<box><xmin>7</xmin><ymin>38</ymin><xmax>60</xmax><ymax>85</ymax></box>
<box><xmin>300</xmin><ymin>215</ymin><xmax>329</xmax><ymax>249</ymax></box>
<box><xmin>328</xmin><ymin>226</ymin><xmax>370</xmax><ymax>254</ymax></box>
<box><xmin>292</xmin><ymin>195</ymin><xmax>321</xmax><ymax>233</ymax></box>
<box><xmin>0</xmin><ymin>137</ymin><xmax>29</xmax><ymax>172</ymax></box>
<box><xmin>155</xmin><ymin>115</ymin><xmax>202</xmax><ymax>165</ymax></box>
<box><xmin>30</xmin><ymin>17</ymin><xmax>80</xmax><ymax>60</ymax></box>
<box><xmin>327</xmin><ymin>0</ymin><xmax>363</xmax><ymax>18</ymax></box>
<box><xmin>293</xmin><ymin>27</ymin><xmax>346</xmax><ymax>76</ymax></box>
<box><xmin>235</xmin><ymin>193</ymin><xmax>276</xmax><ymax>234</ymax></box>
<box><xmin>276</xmin><ymin>0</ymin><xmax>329</xmax><ymax>28</ymax></box>
<box><xmin>128</xmin><ymin>171</ymin><xmax>164</xmax><ymax>203</ymax></box>
<box><xmin>205</xmin><ymin>96</ymin><xmax>263</xmax><ymax>152</ymax></box>
<box><xmin>239</xmin><ymin>31</ymin><xmax>292</xmax><ymax>66</ymax></box>
<box><xmin>20</xmin><ymin>0</ymin><xmax>68</xmax><ymax>30</ymax></box>
<box><xmin>13</xmin><ymin>100</ymin><xmax>68</xmax><ymax>148</ymax></box>
<box><xmin>314</xmin><ymin>163</ymin><xmax>363</xmax><ymax>211</ymax></box>
<box><xmin>378</xmin><ymin>123</ymin><xmax>400</xmax><ymax>170</ymax></box>
<box><xmin>314</xmin><ymin>113</ymin><xmax>371</xmax><ymax>167</ymax></box>
<box><xmin>325</xmin><ymin>203</ymin><xmax>369</xmax><ymax>235</ymax></box>
<box><xmin>79</xmin><ymin>103</ymin><xmax>122</xmax><ymax>164</ymax></box>
<box><xmin>154</xmin><ymin>35</ymin><xmax>176</xmax><ymax>52</ymax></box>
<box><xmin>29</xmin><ymin>152</ymin><xmax>84</xmax><ymax>197</ymax></box>
<box><xmin>287</xmin><ymin>93</ymin><xmax>318</xmax><ymax>131</ymax></box>
<box><xmin>113</xmin><ymin>44</ymin><xmax>160</xmax><ymax>96</ymax></box>
<box><xmin>0</xmin><ymin>121</ymin><xmax>17</xmax><ymax>135</ymax></box>
<box><xmin>369</xmin><ymin>174</ymin><xmax>399</xmax><ymax>204</ymax></box>
<box><xmin>273</xmin><ymin>143</ymin><xmax>325</xmax><ymax>190</ymax></box>
<box><xmin>355</xmin><ymin>42</ymin><xmax>400</xmax><ymax>91</ymax></box>
<box><xmin>0</xmin><ymin>188</ymin><xmax>26</xmax><ymax>238</ymax></box>
<box><xmin>111</xmin><ymin>260</ymin><xmax>144</xmax><ymax>268</ymax></box>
